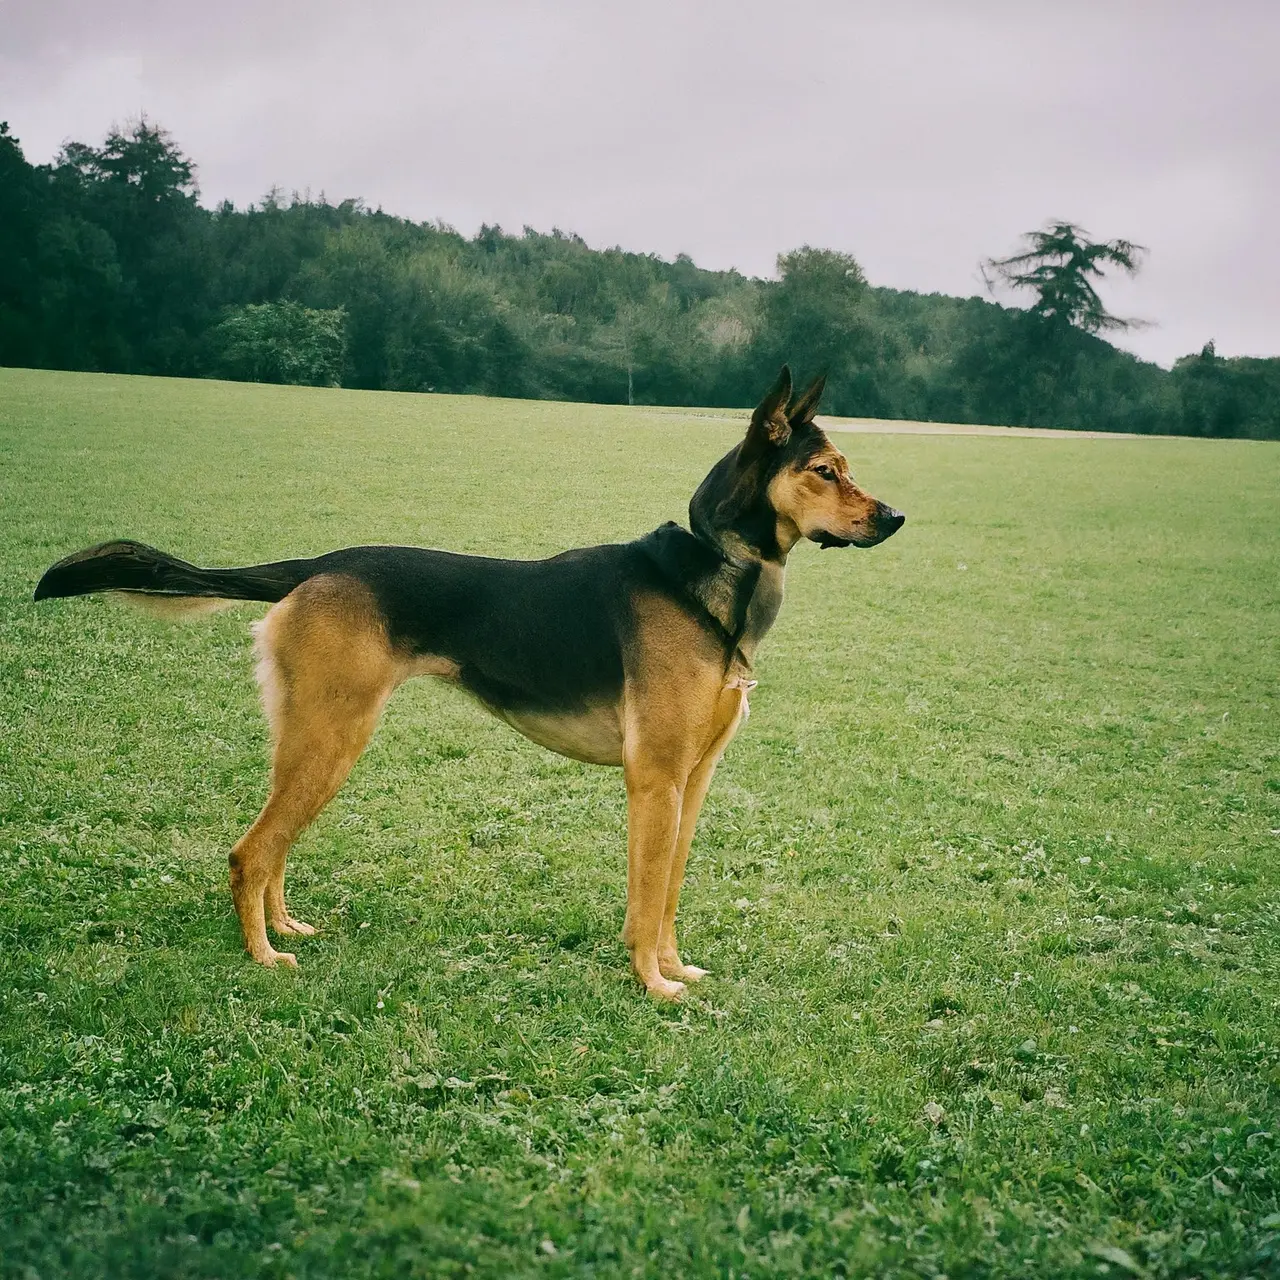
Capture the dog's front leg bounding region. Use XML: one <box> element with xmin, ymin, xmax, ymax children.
<box><xmin>621</xmin><ymin>762</ymin><xmax>685</xmax><ymax>1001</ymax></box>
<box><xmin>657</xmin><ymin>752</ymin><xmax>716</xmax><ymax>983</ymax></box>
<box><xmin>658</xmin><ymin>680</ymin><xmax>750</xmax><ymax>981</ymax></box>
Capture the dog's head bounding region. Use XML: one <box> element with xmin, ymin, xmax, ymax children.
<box><xmin>690</xmin><ymin>366</ymin><xmax>905</xmax><ymax>557</ymax></box>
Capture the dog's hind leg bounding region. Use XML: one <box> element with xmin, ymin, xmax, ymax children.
<box><xmin>230</xmin><ymin>576</ymin><xmax>399</xmax><ymax>967</ymax></box>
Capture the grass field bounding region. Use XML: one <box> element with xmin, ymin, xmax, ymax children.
<box><xmin>2</xmin><ymin>368</ymin><xmax>1279</xmax><ymax>1279</ymax></box>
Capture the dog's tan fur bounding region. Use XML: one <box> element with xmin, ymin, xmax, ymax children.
<box><xmin>619</xmin><ymin>591</ymin><xmax>754</xmax><ymax>997</ymax></box>
<box><xmin>768</xmin><ymin>444</ymin><xmax>882</xmax><ymax>549</ymax></box>
<box><xmin>108</xmin><ymin>591</ymin><xmax>239</xmax><ymax>620</ymax></box>
<box><xmin>233</xmin><ymin>575</ymin><xmax>403</xmax><ymax>966</ymax></box>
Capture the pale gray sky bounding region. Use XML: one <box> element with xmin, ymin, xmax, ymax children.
<box><xmin>3</xmin><ymin>0</ymin><xmax>1277</xmax><ymax>366</ymax></box>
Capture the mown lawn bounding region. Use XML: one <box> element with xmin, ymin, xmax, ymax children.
<box><xmin>1</xmin><ymin>368</ymin><xmax>1279</xmax><ymax>1279</ymax></box>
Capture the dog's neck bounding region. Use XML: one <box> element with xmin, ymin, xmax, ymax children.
<box><xmin>690</xmin><ymin>523</ymin><xmax>789</xmax><ymax>664</ymax></box>
<box><xmin>700</xmin><ymin>522</ymin><xmax>797</xmax><ymax>567</ymax></box>
<box><xmin>684</xmin><ymin>442</ymin><xmax>804</xmax><ymax>662</ymax></box>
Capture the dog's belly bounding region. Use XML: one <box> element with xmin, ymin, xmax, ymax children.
<box><xmin>497</xmin><ymin>703</ymin><xmax>625</xmax><ymax>766</ymax></box>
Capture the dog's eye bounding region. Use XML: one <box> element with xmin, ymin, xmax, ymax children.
<box><xmin>813</xmin><ymin>464</ymin><xmax>837</xmax><ymax>482</ymax></box>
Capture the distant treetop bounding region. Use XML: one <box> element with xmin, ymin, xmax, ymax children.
<box><xmin>982</xmin><ymin>221</ymin><xmax>1146</xmax><ymax>334</ymax></box>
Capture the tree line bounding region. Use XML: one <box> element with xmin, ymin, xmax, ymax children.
<box><xmin>2</xmin><ymin>118</ymin><xmax>1276</xmax><ymax>439</ymax></box>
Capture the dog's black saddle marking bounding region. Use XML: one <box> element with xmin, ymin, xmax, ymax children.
<box><xmin>35</xmin><ymin>528</ymin><xmax>758</xmax><ymax>720</ymax></box>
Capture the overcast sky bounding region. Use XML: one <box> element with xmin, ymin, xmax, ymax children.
<box><xmin>4</xmin><ymin>0</ymin><xmax>1277</xmax><ymax>366</ymax></box>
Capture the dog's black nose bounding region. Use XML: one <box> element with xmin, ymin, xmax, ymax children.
<box><xmin>879</xmin><ymin>507</ymin><xmax>905</xmax><ymax>537</ymax></box>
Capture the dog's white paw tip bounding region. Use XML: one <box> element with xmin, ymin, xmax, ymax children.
<box><xmin>272</xmin><ymin>917</ymin><xmax>317</xmax><ymax>936</ymax></box>
<box><xmin>647</xmin><ymin>978</ymin><xmax>686</xmax><ymax>1002</ymax></box>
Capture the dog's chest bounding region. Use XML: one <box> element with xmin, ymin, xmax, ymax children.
<box><xmin>739</xmin><ymin>562</ymin><xmax>785</xmax><ymax>659</ymax></box>
<box><xmin>496</xmin><ymin>702</ymin><xmax>625</xmax><ymax>766</ymax></box>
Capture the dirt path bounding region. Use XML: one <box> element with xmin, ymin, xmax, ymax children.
<box><xmin>639</xmin><ymin>407</ymin><xmax>1159</xmax><ymax>439</ymax></box>
<box><xmin>819</xmin><ymin>415</ymin><xmax>1157</xmax><ymax>439</ymax></box>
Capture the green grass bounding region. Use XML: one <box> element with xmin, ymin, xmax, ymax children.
<box><xmin>2</xmin><ymin>368</ymin><xmax>1279</xmax><ymax>1279</ymax></box>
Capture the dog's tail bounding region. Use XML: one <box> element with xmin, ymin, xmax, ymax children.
<box><xmin>34</xmin><ymin>540</ymin><xmax>321</xmax><ymax>619</ymax></box>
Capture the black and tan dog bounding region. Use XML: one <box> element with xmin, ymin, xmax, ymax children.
<box><xmin>35</xmin><ymin>367</ymin><xmax>903</xmax><ymax>999</ymax></box>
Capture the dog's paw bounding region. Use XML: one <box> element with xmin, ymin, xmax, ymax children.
<box><xmin>659</xmin><ymin>954</ymin><xmax>709</xmax><ymax>982</ymax></box>
<box><xmin>251</xmin><ymin>948</ymin><xmax>299</xmax><ymax>968</ymax></box>
<box><xmin>272</xmin><ymin>916</ymin><xmax>317</xmax><ymax>936</ymax></box>
<box><xmin>646</xmin><ymin>976</ymin><xmax>686</xmax><ymax>1002</ymax></box>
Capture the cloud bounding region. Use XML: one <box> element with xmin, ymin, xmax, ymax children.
<box><xmin>4</xmin><ymin>0</ymin><xmax>1278</xmax><ymax>364</ymax></box>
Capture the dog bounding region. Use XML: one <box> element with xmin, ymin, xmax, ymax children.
<box><xmin>34</xmin><ymin>366</ymin><xmax>903</xmax><ymax>999</ymax></box>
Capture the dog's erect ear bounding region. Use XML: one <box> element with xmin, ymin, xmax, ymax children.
<box><xmin>746</xmin><ymin>365</ymin><xmax>793</xmax><ymax>452</ymax></box>
<box><xmin>788</xmin><ymin>374</ymin><xmax>826</xmax><ymax>427</ymax></box>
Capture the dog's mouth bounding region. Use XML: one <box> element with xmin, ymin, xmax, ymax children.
<box><xmin>813</xmin><ymin>515</ymin><xmax>905</xmax><ymax>550</ymax></box>
<box><xmin>813</xmin><ymin>531</ymin><xmax>857</xmax><ymax>549</ymax></box>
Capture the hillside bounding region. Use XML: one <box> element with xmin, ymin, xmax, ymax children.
<box><xmin>1</xmin><ymin>119</ymin><xmax>1276</xmax><ymax>438</ymax></box>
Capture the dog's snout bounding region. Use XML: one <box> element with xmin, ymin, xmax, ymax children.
<box><xmin>879</xmin><ymin>506</ymin><xmax>905</xmax><ymax>537</ymax></box>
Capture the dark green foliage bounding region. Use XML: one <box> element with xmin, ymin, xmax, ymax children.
<box><xmin>938</xmin><ymin>308</ymin><xmax>1175</xmax><ymax>434</ymax></box>
<box><xmin>754</xmin><ymin>248</ymin><xmax>893</xmax><ymax>418</ymax></box>
<box><xmin>211</xmin><ymin>302</ymin><xmax>347</xmax><ymax>386</ymax></box>
<box><xmin>0</xmin><ymin>122</ymin><xmax>47</xmax><ymax>367</ymax></box>
<box><xmin>1</xmin><ymin>120</ymin><xmax>1278</xmax><ymax>437</ymax></box>
<box><xmin>1169</xmin><ymin>342</ymin><xmax>1280</xmax><ymax>439</ymax></box>
<box><xmin>48</xmin><ymin>118</ymin><xmax>210</xmax><ymax>375</ymax></box>
<box><xmin>983</xmin><ymin>222</ymin><xmax>1146</xmax><ymax>335</ymax></box>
